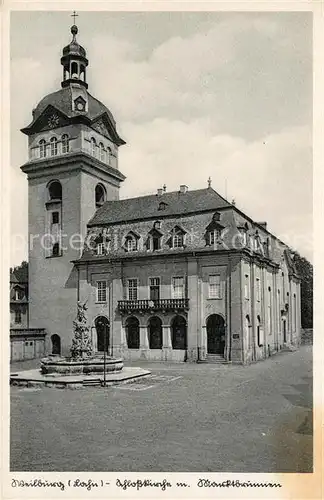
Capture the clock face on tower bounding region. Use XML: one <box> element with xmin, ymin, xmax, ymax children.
<box><xmin>47</xmin><ymin>114</ymin><xmax>60</xmax><ymax>128</ymax></box>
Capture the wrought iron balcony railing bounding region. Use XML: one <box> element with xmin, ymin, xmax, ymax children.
<box><xmin>118</xmin><ymin>298</ymin><xmax>189</xmax><ymax>313</ymax></box>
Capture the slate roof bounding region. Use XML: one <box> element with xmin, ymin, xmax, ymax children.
<box><xmin>22</xmin><ymin>86</ymin><xmax>116</xmax><ymax>131</ymax></box>
<box><xmin>88</xmin><ymin>187</ymin><xmax>232</xmax><ymax>226</ymax></box>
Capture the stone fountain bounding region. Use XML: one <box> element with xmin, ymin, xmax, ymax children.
<box><xmin>40</xmin><ymin>302</ymin><xmax>123</xmax><ymax>375</ymax></box>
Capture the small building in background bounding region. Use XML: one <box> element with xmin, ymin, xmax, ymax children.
<box><xmin>10</xmin><ymin>265</ymin><xmax>46</xmax><ymax>362</ymax></box>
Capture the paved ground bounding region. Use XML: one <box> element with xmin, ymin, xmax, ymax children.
<box><xmin>10</xmin><ymin>346</ymin><xmax>312</xmax><ymax>472</ymax></box>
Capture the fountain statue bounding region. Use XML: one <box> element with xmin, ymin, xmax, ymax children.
<box><xmin>40</xmin><ymin>302</ymin><xmax>123</xmax><ymax>375</ymax></box>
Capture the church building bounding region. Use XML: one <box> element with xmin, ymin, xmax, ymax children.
<box><xmin>20</xmin><ymin>24</ymin><xmax>301</xmax><ymax>364</ymax></box>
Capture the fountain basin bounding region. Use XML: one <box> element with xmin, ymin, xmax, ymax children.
<box><xmin>40</xmin><ymin>355</ymin><xmax>123</xmax><ymax>375</ymax></box>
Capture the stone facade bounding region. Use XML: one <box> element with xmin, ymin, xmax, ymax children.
<box><xmin>19</xmin><ymin>23</ymin><xmax>301</xmax><ymax>363</ymax></box>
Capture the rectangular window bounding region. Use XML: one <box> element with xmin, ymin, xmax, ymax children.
<box><xmin>209</xmin><ymin>229</ymin><xmax>221</xmax><ymax>246</ymax></box>
<box><xmin>126</xmin><ymin>237</ymin><xmax>137</xmax><ymax>252</ymax></box>
<box><xmin>14</xmin><ymin>289</ymin><xmax>24</xmax><ymax>301</ymax></box>
<box><xmin>244</xmin><ymin>274</ymin><xmax>250</xmax><ymax>300</ymax></box>
<box><xmin>209</xmin><ymin>275</ymin><xmax>221</xmax><ymax>299</ymax></box>
<box><xmin>52</xmin><ymin>211</ymin><xmax>59</xmax><ymax>224</ymax></box>
<box><xmin>128</xmin><ymin>279</ymin><xmax>138</xmax><ymax>301</ymax></box>
<box><xmin>172</xmin><ymin>277</ymin><xmax>185</xmax><ymax>299</ymax></box>
<box><xmin>96</xmin><ymin>242</ymin><xmax>104</xmax><ymax>255</ymax></box>
<box><xmin>256</xmin><ymin>278</ymin><xmax>261</xmax><ymax>301</ymax></box>
<box><xmin>96</xmin><ymin>281</ymin><xmax>107</xmax><ymax>303</ymax></box>
<box><xmin>52</xmin><ymin>242</ymin><xmax>60</xmax><ymax>257</ymax></box>
<box><xmin>149</xmin><ymin>277</ymin><xmax>160</xmax><ymax>301</ymax></box>
<box><xmin>173</xmin><ymin>233</ymin><xmax>184</xmax><ymax>248</ymax></box>
<box><xmin>15</xmin><ymin>309</ymin><xmax>22</xmax><ymax>324</ymax></box>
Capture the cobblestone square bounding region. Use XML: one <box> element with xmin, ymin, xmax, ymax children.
<box><xmin>10</xmin><ymin>346</ymin><xmax>312</xmax><ymax>472</ymax></box>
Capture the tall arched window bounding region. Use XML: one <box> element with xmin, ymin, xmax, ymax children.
<box><xmin>125</xmin><ymin>316</ymin><xmax>140</xmax><ymax>349</ymax></box>
<box><xmin>171</xmin><ymin>315</ymin><xmax>187</xmax><ymax>350</ymax></box>
<box><xmin>71</xmin><ymin>61</ymin><xmax>78</xmax><ymax>79</ymax></box>
<box><xmin>257</xmin><ymin>315</ymin><xmax>262</xmax><ymax>347</ymax></box>
<box><xmin>99</xmin><ymin>143</ymin><xmax>106</xmax><ymax>162</ymax></box>
<box><xmin>62</xmin><ymin>134</ymin><xmax>69</xmax><ymax>154</ymax></box>
<box><xmin>39</xmin><ymin>139</ymin><xmax>46</xmax><ymax>158</ymax></box>
<box><xmin>50</xmin><ymin>137</ymin><xmax>58</xmax><ymax>156</ymax></box>
<box><xmin>48</xmin><ymin>180</ymin><xmax>62</xmax><ymax>201</ymax></box>
<box><xmin>91</xmin><ymin>137</ymin><xmax>97</xmax><ymax>157</ymax></box>
<box><xmin>245</xmin><ymin>315</ymin><xmax>251</xmax><ymax>348</ymax></box>
<box><xmin>107</xmin><ymin>147</ymin><xmax>112</xmax><ymax>164</ymax></box>
<box><xmin>95</xmin><ymin>183</ymin><xmax>106</xmax><ymax>208</ymax></box>
<box><xmin>148</xmin><ymin>316</ymin><xmax>162</xmax><ymax>349</ymax></box>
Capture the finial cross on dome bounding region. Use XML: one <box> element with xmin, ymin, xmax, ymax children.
<box><xmin>71</xmin><ymin>11</ymin><xmax>78</xmax><ymax>24</ymax></box>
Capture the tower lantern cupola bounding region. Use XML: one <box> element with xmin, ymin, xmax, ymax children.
<box><xmin>61</xmin><ymin>24</ymin><xmax>89</xmax><ymax>89</ymax></box>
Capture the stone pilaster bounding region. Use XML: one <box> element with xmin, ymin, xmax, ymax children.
<box><xmin>187</xmin><ymin>258</ymin><xmax>199</xmax><ymax>362</ymax></box>
<box><xmin>200</xmin><ymin>326</ymin><xmax>207</xmax><ymax>360</ymax></box>
<box><xmin>139</xmin><ymin>325</ymin><xmax>149</xmax><ymax>359</ymax></box>
<box><xmin>162</xmin><ymin>325</ymin><xmax>172</xmax><ymax>361</ymax></box>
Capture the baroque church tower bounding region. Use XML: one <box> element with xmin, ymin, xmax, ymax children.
<box><xmin>21</xmin><ymin>23</ymin><xmax>126</xmax><ymax>354</ymax></box>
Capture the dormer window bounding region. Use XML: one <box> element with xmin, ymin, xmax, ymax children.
<box><xmin>158</xmin><ymin>201</ymin><xmax>168</xmax><ymax>211</ymax></box>
<box><xmin>96</xmin><ymin>242</ymin><xmax>104</xmax><ymax>255</ymax></box>
<box><xmin>99</xmin><ymin>143</ymin><xmax>105</xmax><ymax>162</ymax></box>
<box><xmin>62</xmin><ymin>134</ymin><xmax>69</xmax><ymax>154</ymax></box>
<box><xmin>91</xmin><ymin>137</ymin><xmax>97</xmax><ymax>157</ymax></box>
<box><xmin>205</xmin><ymin>215</ymin><xmax>224</xmax><ymax>247</ymax></box>
<box><xmin>171</xmin><ymin>226</ymin><xmax>185</xmax><ymax>248</ymax></box>
<box><xmin>124</xmin><ymin>232</ymin><xmax>140</xmax><ymax>253</ymax></box>
<box><xmin>126</xmin><ymin>236</ymin><xmax>137</xmax><ymax>252</ymax></box>
<box><xmin>39</xmin><ymin>139</ymin><xmax>47</xmax><ymax>158</ymax></box>
<box><xmin>238</xmin><ymin>224</ymin><xmax>248</xmax><ymax>246</ymax></box>
<box><xmin>50</xmin><ymin>137</ymin><xmax>58</xmax><ymax>156</ymax></box>
<box><xmin>74</xmin><ymin>96</ymin><xmax>86</xmax><ymax>112</ymax></box>
<box><xmin>208</xmin><ymin>229</ymin><xmax>222</xmax><ymax>246</ymax></box>
<box><xmin>14</xmin><ymin>288</ymin><xmax>24</xmax><ymax>301</ymax></box>
<box><xmin>147</xmin><ymin>228</ymin><xmax>162</xmax><ymax>251</ymax></box>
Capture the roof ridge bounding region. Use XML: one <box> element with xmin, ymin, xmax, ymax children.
<box><xmin>117</xmin><ymin>187</ymin><xmax>212</xmax><ymax>203</ymax></box>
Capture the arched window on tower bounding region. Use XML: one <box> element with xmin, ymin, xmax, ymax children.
<box><xmin>50</xmin><ymin>137</ymin><xmax>58</xmax><ymax>156</ymax></box>
<box><xmin>48</xmin><ymin>180</ymin><xmax>62</xmax><ymax>201</ymax></box>
<box><xmin>91</xmin><ymin>137</ymin><xmax>97</xmax><ymax>157</ymax></box>
<box><xmin>95</xmin><ymin>183</ymin><xmax>106</xmax><ymax>209</ymax></box>
<box><xmin>39</xmin><ymin>139</ymin><xmax>47</xmax><ymax>158</ymax></box>
<box><xmin>62</xmin><ymin>134</ymin><xmax>69</xmax><ymax>154</ymax></box>
<box><xmin>71</xmin><ymin>61</ymin><xmax>78</xmax><ymax>79</ymax></box>
<box><xmin>99</xmin><ymin>143</ymin><xmax>106</xmax><ymax>163</ymax></box>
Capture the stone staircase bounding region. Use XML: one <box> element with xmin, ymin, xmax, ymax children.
<box><xmin>82</xmin><ymin>378</ymin><xmax>102</xmax><ymax>387</ymax></box>
<box><xmin>198</xmin><ymin>354</ymin><xmax>230</xmax><ymax>365</ymax></box>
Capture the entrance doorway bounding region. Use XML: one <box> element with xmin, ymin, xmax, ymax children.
<box><xmin>283</xmin><ymin>320</ymin><xmax>287</xmax><ymax>343</ymax></box>
<box><xmin>95</xmin><ymin>316</ymin><xmax>110</xmax><ymax>352</ymax></box>
<box><xmin>206</xmin><ymin>314</ymin><xmax>225</xmax><ymax>356</ymax></box>
<box><xmin>51</xmin><ymin>334</ymin><xmax>61</xmax><ymax>355</ymax></box>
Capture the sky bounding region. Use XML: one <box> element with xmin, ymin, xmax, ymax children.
<box><xmin>10</xmin><ymin>11</ymin><xmax>313</xmax><ymax>265</ymax></box>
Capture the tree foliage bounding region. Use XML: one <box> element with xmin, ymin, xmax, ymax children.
<box><xmin>10</xmin><ymin>261</ymin><xmax>28</xmax><ymax>282</ymax></box>
<box><xmin>292</xmin><ymin>251</ymin><xmax>313</xmax><ymax>328</ymax></box>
